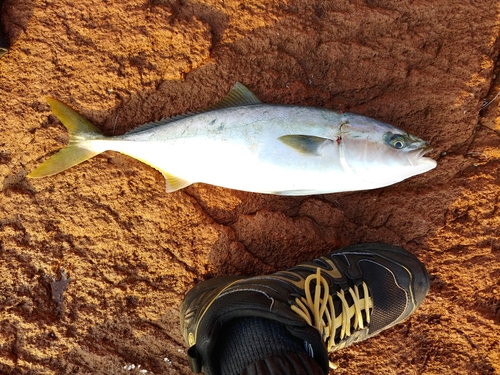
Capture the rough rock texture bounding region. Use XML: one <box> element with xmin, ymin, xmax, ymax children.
<box><xmin>1</xmin><ymin>0</ymin><xmax>500</xmax><ymax>374</ymax></box>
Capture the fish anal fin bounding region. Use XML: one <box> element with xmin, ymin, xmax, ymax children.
<box><xmin>117</xmin><ymin>153</ymin><xmax>191</xmax><ymax>192</ymax></box>
<box><xmin>28</xmin><ymin>145</ymin><xmax>99</xmax><ymax>178</ymax></box>
<box><xmin>162</xmin><ymin>171</ymin><xmax>192</xmax><ymax>193</ymax></box>
<box><xmin>278</xmin><ymin>135</ymin><xmax>334</xmax><ymax>155</ymax></box>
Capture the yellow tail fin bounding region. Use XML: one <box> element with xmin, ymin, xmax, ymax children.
<box><xmin>28</xmin><ymin>98</ymin><xmax>104</xmax><ymax>178</ymax></box>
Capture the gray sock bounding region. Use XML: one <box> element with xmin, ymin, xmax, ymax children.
<box><xmin>216</xmin><ymin>316</ymin><xmax>325</xmax><ymax>375</ymax></box>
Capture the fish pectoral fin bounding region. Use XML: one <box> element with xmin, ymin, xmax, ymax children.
<box><xmin>278</xmin><ymin>135</ymin><xmax>334</xmax><ymax>155</ymax></box>
<box><xmin>161</xmin><ymin>172</ymin><xmax>192</xmax><ymax>193</ymax></box>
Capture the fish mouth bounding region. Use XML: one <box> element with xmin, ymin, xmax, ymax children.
<box><xmin>407</xmin><ymin>143</ymin><xmax>435</xmax><ymax>166</ymax></box>
<box><xmin>418</xmin><ymin>143</ymin><xmax>433</xmax><ymax>158</ymax></box>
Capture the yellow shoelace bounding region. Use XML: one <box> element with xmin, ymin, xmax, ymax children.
<box><xmin>290</xmin><ymin>268</ymin><xmax>373</xmax><ymax>352</ymax></box>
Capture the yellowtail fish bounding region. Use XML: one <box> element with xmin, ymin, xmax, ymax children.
<box><xmin>28</xmin><ymin>83</ymin><xmax>436</xmax><ymax>195</ymax></box>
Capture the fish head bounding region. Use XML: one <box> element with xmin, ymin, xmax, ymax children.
<box><xmin>339</xmin><ymin>116</ymin><xmax>437</xmax><ymax>186</ymax></box>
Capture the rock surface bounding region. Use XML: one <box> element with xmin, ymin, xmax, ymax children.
<box><xmin>1</xmin><ymin>0</ymin><xmax>499</xmax><ymax>374</ymax></box>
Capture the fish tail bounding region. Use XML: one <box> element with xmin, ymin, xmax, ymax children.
<box><xmin>28</xmin><ymin>98</ymin><xmax>105</xmax><ymax>178</ymax></box>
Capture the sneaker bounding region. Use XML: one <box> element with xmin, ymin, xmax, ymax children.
<box><xmin>180</xmin><ymin>243</ymin><xmax>430</xmax><ymax>374</ymax></box>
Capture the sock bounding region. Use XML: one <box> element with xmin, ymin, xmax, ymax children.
<box><xmin>216</xmin><ymin>316</ymin><xmax>325</xmax><ymax>375</ymax></box>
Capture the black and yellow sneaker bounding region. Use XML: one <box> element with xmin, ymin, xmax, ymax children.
<box><xmin>180</xmin><ymin>243</ymin><xmax>430</xmax><ymax>375</ymax></box>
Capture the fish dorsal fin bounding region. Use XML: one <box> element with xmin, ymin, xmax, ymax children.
<box><xmin>126</xmin><ymin>113</ymin><xmax>194</xmax><ymax>135</ymax></box>
<box><xmin>127</xmin><ymin>83</ymin><xmax>262</xmax><ymax>135</ymax></box>
<box><xmin>278</xmin><ymin>135</ymin><xmax>334</xmax><ymax>155</ymax></box>
<box><xmin>162</xmin><ymin>171</ymin><xmax>192</xmax><ymax>193</ymax></box>
<box><xmin>204</xmin><ymin>82</ymin><xmax>262</xmax><ymax>110</ymax></box>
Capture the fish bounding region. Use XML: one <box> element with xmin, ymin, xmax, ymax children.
<box><xmin>28</xmin><ymin>83</ymin><xmax>436</xmax><ymax>195</ymax></box>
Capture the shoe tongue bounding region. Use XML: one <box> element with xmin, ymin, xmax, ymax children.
<box><xmin>285</xmin><ymin>324</ymin><xmax>330</xmax><ymax>373</ymax></box>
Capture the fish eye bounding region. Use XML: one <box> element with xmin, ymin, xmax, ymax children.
<box><xmin>383</xmin><ymin>132</ymin><xmax>407</xmax><ymax>149</ymax></box>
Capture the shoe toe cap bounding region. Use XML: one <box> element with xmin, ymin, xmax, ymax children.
<box><xmin>345</xmin><ymin>243</ymin><xmax>430</xmax><ymax>335</ymax></box>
